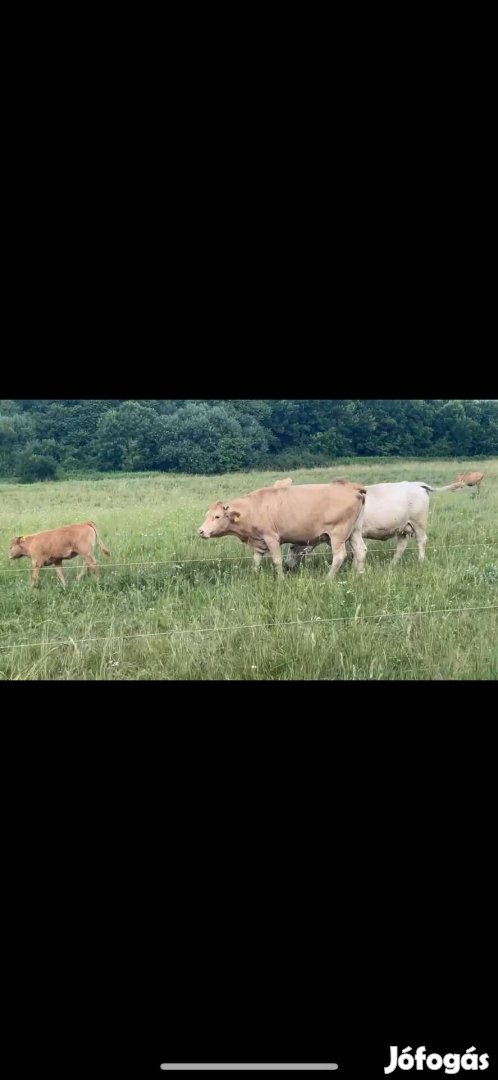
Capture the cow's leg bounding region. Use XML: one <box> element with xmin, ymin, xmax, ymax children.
<box><xmin>253</xmin><ymin>552</ymin><xmax>264</xmax><ymax>572</ymax></box>
<box><xmin>31</xmin><ymin>562</ymin><xmax>41</xmax><ymax>588</ymax></box>
<box><xmin>411</xmin><ymin>522</ymin><xmax>428</xmax><ymax>561</ymax></box>
<box><xmin>263</xmin><ymin>535</ymin><xmax>284</xmax><ymax>577</ymax></box>
<box><xmin>392</xmin><ymin>536</ymin><xmax>410</xmax><ymax>564</ymax></box>
<box><xmin>247</xmin><ymin>539</ymin><xmax>265</xmax><ymax>572</ymax></box>
<box><xmin>54</xmin><ymin>560</ymin><xmax>66</xmax><ymax>587</ymax></box>
<box><xmin>349</xmin><ymin>530</ymin><xmax>367</xmax><ymax>573</ymax></box>
<box><xmin>326</xmin><ymin>533</ymin><xmax>348</xmax><ymax>579</ymax></box>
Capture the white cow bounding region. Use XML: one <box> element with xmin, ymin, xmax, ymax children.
<box><xmin>285</xmin><ymin>480</ymin><xmax>462</xmax><ymax>571</ymax></box>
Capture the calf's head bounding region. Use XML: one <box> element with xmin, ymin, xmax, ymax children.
<box><xmin>10</xmin><ymin>536</ymin><xmax>30</xmax><ymax>559</ymax></box>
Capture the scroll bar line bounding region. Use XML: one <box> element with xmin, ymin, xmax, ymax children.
<box><xmin>160</xmin><ymin>1067</ymin><xmax>339</xmax><ymax>1072</ymax></box>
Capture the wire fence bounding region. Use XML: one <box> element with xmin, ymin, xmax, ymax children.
<box><xmin>0</xmin><ymin>603</ymin><xmax>496</xmax><ymax>652</ymax></box>
<box><xmin>1</xmin><ymin>540</ymin><xmax>497</xmax><ymax>574</ymax></box>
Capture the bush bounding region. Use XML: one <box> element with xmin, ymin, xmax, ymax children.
<box><xmin>17</xmin><ymin>452</ymin><xmax>58</xmax><ymax>483</ymax></box>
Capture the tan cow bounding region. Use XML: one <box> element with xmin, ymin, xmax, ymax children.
<box><xmin>198</xmin><ymin>481</ymin><xmax>367</xmax><ymax>578</ymax></box>
<box><xmin>9</xmin><ymin>522</ymin><xmax>111</xmax><ymax>587</ymax></box>
<box><xmin>456</xmin><ymin>470</ymin><xmax>484</xmax><ymax>493</ymax></box>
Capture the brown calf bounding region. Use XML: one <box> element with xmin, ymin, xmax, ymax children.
<box><xmin>456</xmin><ymin>471</ymin><xmax>484</xmax><ymax>493</ymax></box>
<box><xmin>9</xmin><ymin>522</ymin><xmax>111</xmax><ymax>587</ymax></box>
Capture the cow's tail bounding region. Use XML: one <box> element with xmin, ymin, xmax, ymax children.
<box><xmin>88</xmin><ymin>521</ymin><xmax>111</xmax><ymax>556</ymax></box>
<box><xmin>419</xmin><ymin>482</ymin><xmax>464</xmax><ymax>494</ymax></box>
<box><xmin>346</xmin><ymin>487</ymin><xmax>367</xmax><ymax>540</ymax></box>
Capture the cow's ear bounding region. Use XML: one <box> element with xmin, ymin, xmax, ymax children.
<box><xmin>222</xmin><ymin>504</ymin><xmax>240</xmax><ymax>522</ymax></box>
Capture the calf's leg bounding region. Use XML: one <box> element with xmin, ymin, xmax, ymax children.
<box><xmin>54</xmin><ymin>560</ymin><xmax>66</xmax><ymax>587</ymax></box>
<box><xmin>77</xmin><ymin>553</ymin><xmax>98</xmax><ymax>580</ymax></box>
<box><xmin>285</xmin><ymin>544</ymin><xmax>308</xmax><ymax>571</ymax></box>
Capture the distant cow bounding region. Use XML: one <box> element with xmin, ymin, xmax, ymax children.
<box><xmin>198</xmin><ymin>481</ymin><xmax>367</xmax><ymax>578</ymax></box>
<box><xmin>456</xmin><ymin>470</ymin><xmax>484</xmax><ymax>493</ymax></box>
<box><xmin>285</xmin><ymin>479</ymin><xmax>463</xmax><ymax>571</ymax></box>
<box><xmin>9</xmin><ymin>522</ymin><xmax>111</xmax><ymax>587</ymax></box>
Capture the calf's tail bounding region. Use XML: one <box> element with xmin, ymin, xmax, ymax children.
<box><xmin>88</xmin><ymin>521</ymin><xmax>111</xmax><ymax>556</ymax></box>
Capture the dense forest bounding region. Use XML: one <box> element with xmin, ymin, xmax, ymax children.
<box><xmin>0</xmin><ymin>399</ymin><xmax>496</xmax><ymax>481</ymax></box>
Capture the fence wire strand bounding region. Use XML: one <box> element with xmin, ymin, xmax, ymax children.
<box><xmin>0</xmin><ymin>603</ymin><xmax>496</xmax><ymax>652</ymax></box>
<box><xmin>1</xmin><ymin>540</ymin><xmax>497</xmax><ymax>574</ymax></box>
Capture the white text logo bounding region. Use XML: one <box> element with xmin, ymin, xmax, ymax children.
<box><xmin>385</xmin><ymin>1047</ymin><xmax>489</xmax><ymax>1074</ymax></box>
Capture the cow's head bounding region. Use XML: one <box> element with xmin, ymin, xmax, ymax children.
<box><xmin>10</xmin><ymin>535</ymin><xmax>29</xmax><ymax>559</ymax></box>
<box><xmin>198</xmin><ymin>502</ymin><xmax>241</xmax><ymax>539</ymax></box>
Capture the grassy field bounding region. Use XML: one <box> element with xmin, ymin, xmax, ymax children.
<box><xmin>0</xmin><ymin>459</ymin><xmax>497</xmax><ymax>680</ymax></box>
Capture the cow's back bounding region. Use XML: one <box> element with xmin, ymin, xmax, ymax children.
<box><xmin>360</xmin><ymin>482</ymin><xmax>429</xmax><ymax>538</ymax></box>
<box><xmin>246</xmin><ymin>483</ymin><xmax>365</xmax><ymax>540</ymax></box>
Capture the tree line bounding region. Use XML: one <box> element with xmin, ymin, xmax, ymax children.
<box><xmin>0</xmin><ymin>399</ymin><xmax>496</xmax><ymax>482</ymax></box>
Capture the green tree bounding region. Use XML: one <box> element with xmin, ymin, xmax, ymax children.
<box><xmin>157</xmin><ymin>403</ymin><xmax>253</xmax><ymax>474</ymax></box>
<box><xmin>96</xmin><ymin>402</ymin><xmax>165</xmax><ymax>471</ymax></box>
<box><xmin>3</xmin><ymin>399</ymin><xmax>496</xmax><ymax>479</ymax></box>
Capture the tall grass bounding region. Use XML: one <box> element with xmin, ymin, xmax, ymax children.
<box><xmin>0</xmin><ymin>459</ymin><xmax>496</xmax><ymax>679</ymax></box>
